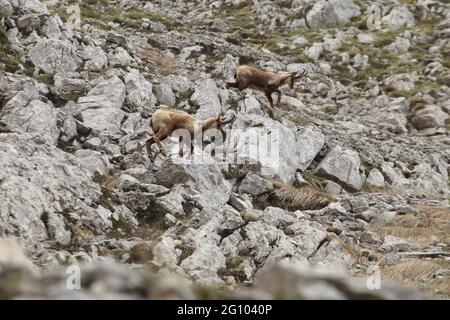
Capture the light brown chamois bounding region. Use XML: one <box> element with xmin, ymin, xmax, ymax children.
<box><xmin>146</xmin><ymin>106</ymin><xmax>236</xmax><ymax>160</ymax></box>
<box><xmin>226</xmin><ymin>65</ymin><xmax>307</xmax><ymax>113</ymax></box>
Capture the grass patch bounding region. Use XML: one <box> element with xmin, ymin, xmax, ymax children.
<box><xmin>255</xmin><ymin>176</ymin><xmax>334</xmax><ymax>211</ymax></box>
<box><xmin>136</xmin><ymin>47</ymin><xmax>175</xmax><ymax>76</ymax></box>
<box><xmin>362</xmin><ymin>182</ymin><xmax>391</xmax><ymax>193</ymax></box>
<box><xmin>383</xmin><ymin>259</ymin><xmax>450</xmax><ymax>298</ymax></box>
<box><xmin>218</xmin><ymin>256</ymin><xmax>248</xmax><ymax>283</ymax></box>
<box><xmin>92</xmin><ymin>173</ymin><xmax>121</xmax><ymax>211</ymax></box>
<box><xmin>128</xmin><ymin>243</ymin><xmax>154</xmax><ymax>264</ymax></box>
<box><xmin>0</xmin><ymin>121</ymin><xmax>11</xmax><ymax>133</ymax></box>
<box><xmin>176</xmin><ymin>243</ymin><xmax>196</xmax><ymax>264</ymax></box>
<box><xmin>376</xmin><ymin>205</ymin><xmax>450</xmax><ymax>244</ymax></box>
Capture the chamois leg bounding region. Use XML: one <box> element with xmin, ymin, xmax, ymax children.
<box><xmin>153</xmin><ymin>127</ymin><xmax>169</xmax><ymax>156</ymax></box>
<box><xmin>146</xmin><ymin>137</ymin><xmax>155</xmax><ymax>160</ymax></box>
<box><xmin>178</xmin><ymin>135</ymin><xmax>186</xmax><ymax>158</ymax></box>
<box><xmin>276</xmin><ymin>89</ymin><xmax>282</xmax><ymax>106</ymax></box>
<box><xmin>226</xmin><ymin>82</ymin><xmax>239</xmax><ymax>89</ymax></box>
<box><xmin>264</xmin><ymin>91</ymin><xmax>276</xmax><ymax>118</ymax></box>
<box><xmin>238</xmin><ymin>81</ymin><xmax>248</xmax><ymax>91</ymax></box>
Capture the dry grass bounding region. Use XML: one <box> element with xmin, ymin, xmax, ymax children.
<box><xmin>262</xmin><ymin>177</ymin><xmax>334</xmax><ymax>211</ymax></box>
<box><xmin>382</xmin><ymin>259</ymin><xmax>450</xmax><ymax>297</ymax></box>
<box><xmin>274</xmin><ymin>185</ymin><xmax>333</xmax><ymax>210</ymax></box>
<box><xmin>134</xmin><ymin>225</ymin><xmax>165</xmax><ymax>241</ymax></box>
<box><xmin>376</xmin><ymin>205</ymin><xmax>450</xmax><ymax>244</ymax></box>
<box><xmin>336</xmin><ymin>236</ymin><xmax>365</xmax><ymax>264</ymax></box>
<box><xmin>361</xmin><ymin>182</ymin><xmax>392</xmax><ymax>193</ymax></box>
<box><xmin>136</xmin><ymin>46</ymin><xmax>176</xmax><ymax>76</ymax></box>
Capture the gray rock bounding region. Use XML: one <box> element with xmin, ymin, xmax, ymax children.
<box><xmin>308</xmin><ymin>238</ymin><xmax>352</xmax><ymax>267</ymax></box>
<box><xmin>382</xmin><ymin>6</ymin><xmax>415</xmax><ymax>30</ymax></box>
<box><xmin>366</xmin><ymin>168</ymin><xmax>385</xmax><ymax>188</ymax></box>
<box><xmin>152</xmin><ymin>237</ymin><xmax>180</xmax><ymax>269</ymax></box>
<box><xmin>153</xmin><ymin>79</ymin><xmax>176</xmax><ymax>107</ymax></box>
<box><xmin>74</xmin><ymin>149</ymin><xmax>111</xmax><ymax>176</ymax></box>
<box><xmin>0</xmin><ymin>238</ymin><xmax>34</xmax><ymax>271</ymax></box>
<box><xmin>410</xmin><ymin>105</ymin><xmax>448</xmax><ymax>130</ymax></box>
<box><xmin>13</xmin><ymin>0</ymin><xmax>49</xmax><ymax>14</ymax></box>
<box><xmin>296</xmin><ymin>127</ymin><xmax>325</xmax><ymax>171</ymax></box>
<box><xmin>306</xmin><ymin>0</ymin><xmax>360</xmax><ymax>29</ymax></box>
<box><xmin>153</xmin><ymin>154</ymin><xmax>232</xmax><ymax>210</ymax></box>
<box><xmin>304</xmin><ymin>43</ymin><xmax>323</xmax><ymax>61</ymax></box>
<box><xmin>229</xmin><ymin>115</ymin><xmax>312</xmax><ymax>183</ymax></box>
<box><xmin>387</xmin><ymin>37</ymin><xmax>410</xmax><ymax>54</ymax></box>
<box><xmin>106</xmin><ymin>31</ymin><xmax>133</xmax><ymax>50</ymax></box>
<box><xmin>108</xmin><ymin>47</ymin><xmax>134</xmax><ymax>67</ymax></box>
<box><xmin>80</xmin><ymin>46</ymin><xmax>108</xmax><ymax>70</ymax></box>
<box><xmin>44</xmin><ymin>211</ymin><xmax>71</xmax><ymax>245</ymax></box>
<box><xmin>41</xmin><ymin>16</ymin><xmax>62</xmax><ymax>39</ymax></box>
<box><xmin>0</xmin><ymin>133</ymin><xmax>102</xmax><ymax>242</ymax></box>
<box><xmin>180</xmin><ymin>243</ymin><xmax>226</xmax><ymax>285</ymax></box>
<box><xmin>29</xmin><ymin>40</ymin><xmax>81</xmax><ymax>74</ymax></box>
<box><xmin>315</xmin><ymin>146</ymin><xmax>365</xmax><ymax>190</ymax></box>
<box><xmin>238</xmin><ymin>173</ymin><xmax>273</xmax><ymax>196</ymax></box>
<box><xmin>1</xmin><ymin>96</ymin><xmax>59</xmax><ymax>144</ymax></box>
<box><xmin>325</xmin><ymin>180</ymin><xmax>343</xmax><ymax>195</ymax></box>
<box><xmin>217</xmin><ymin>207</ymin><xmax>245</xmax><ymax>236</ymax></box>
<box><xmin>52</xmin><ymin>72</ymin><xmax>88</xmax><ymax>98</ymax></box>
<box><xmin>193</xmin><ymin>78</ymin><xmax>222</xmax><ymax>119</ymax></box>
<box><xmin>262</xmin><ymin>207</ymin><xmax>296</xmax><ymax>229</ymax></box>
<box><xmin>16</xmin><ymin>14</ymin><xmax>40</xmax><ymax>34</ymax></box>
<box><xmin>384</xmin><ymin>73</ymin><xmax>417</xmax><ymax>92</ymax></box>
<box><xmin>228</xmin><ymin>193</ymin><xmax>253</xmax><ymax>212</ymax></box>
<box><xmin>124</xmin><ymin>69</ymin><xmax>155</xmax><ymax>112</ymax></box>
<box><xmin>78</xmin><ymin>76</ymin><xmax>126</xmax><ymax>137</ymax></box>
<box><xmin>0</xmin><ymin>0</ymin><xmax>13</xmax><ymax>16</ymax></box>
<box><xmin>285</xmin><ymin>220</ymin><xmax>327</xmax><ymax>258</ymax></box>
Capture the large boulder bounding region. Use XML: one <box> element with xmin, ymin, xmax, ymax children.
<box><xmin>179</xmin><ymin>243</ymin><xmax>226</xmax><ymax>285</ymax></box>
<box><xmin>78</xmin><ymin>76</ymin><xmax>126</xmax><ymax>137</ymax></box>
<box><xmin>315</xmin><ymin>146</ymin><xmax>365</xmax><ymax>190</ymax></box>
<box><xmin>0</xmin><ymin>133</ymin><xmax>103</xmax><ymax>242</ymax></box>
<box><xmin>296</xmin><ymin>127</ymin><xmax>325</xmax><ymax>171</ymax></box>
<box><xmin>124</xmin><ymin>69</ymin><xmax>155</xmax><ymax>112</ymax></box>
<box><xmin>382</xmin><ymin>6</ymin><xmax>415</xmax><ymax>30</ymax></box>
<box><xmin>153</xmin><ymin>78</ymin><xmax>176</xmax><ymax>107</ymax></box>
<box><xmin>80</xmin><ymin>46</ymin><xmax>108</xmax><ymax>71</ymax></box>
<box><xmin>227</xmin><ymin>113</ymin><xmax>324</xmax><ymax>183</ymax></box>
<box><xmin>1</xmin><ymin>93</ymin><xmax>59</xmax><ymax>144</ymax></box>
<box><xmin>193</xmin><ymin>78</ymin><xmax>222</xmax><ymax>119</ymax></box>
<box><xmin>153</xmin><ymin>151</ymin><xmax>232</xmax><ymax>210</ymax></box>
<box><xmin>0</xmin><ymin>0</ymin><xmax>13</xmax><ymax>16</ymax></box>
<box><xmin>29</xmin><ymin>40</ymin><xmax>81</xmax><ymax>74</ymax></box>
<box><xmin>238</xmin><ymin>173</ymin><xmax>273</xmax><ymax>196</ymax></box>
<box><xmin>410</xmin><ymin>105</ymin><xmax>448</xmax><ymax>130</ymax></box>
<box><xmin>366</xmin><ymin>168</ymin><xmax>385</xmax><ymax>188</ymax></box>
<box><xmin>306</xmin><ymin>0</ymin><xmax>360</xmax><ymax>29</ymax></box>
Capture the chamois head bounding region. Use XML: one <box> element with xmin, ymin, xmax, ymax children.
<box><xmin>286</xmin><ymin>68</ymin><xmax>308</xmax><ymax>89</ymax></box>
<box><xmin>209</xmin><ymin>111</ymin><xmax>237</xmax><ymax>131</ymax></box>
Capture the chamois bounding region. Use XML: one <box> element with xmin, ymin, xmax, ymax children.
<box><xmin>146</xmin><ymin>106</ymin><xmax>236</xmax><ymax>160</ymax></box>
<box><xmin>226</xmin><ymin>65</ymin><xmax>307</xmax><ymax>114</ymax></box>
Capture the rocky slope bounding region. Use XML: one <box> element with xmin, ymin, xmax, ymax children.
<box><xmin>0</xmin><ymin>0</ymin><xmax>449</xmax><ymax>298</ymax></box>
